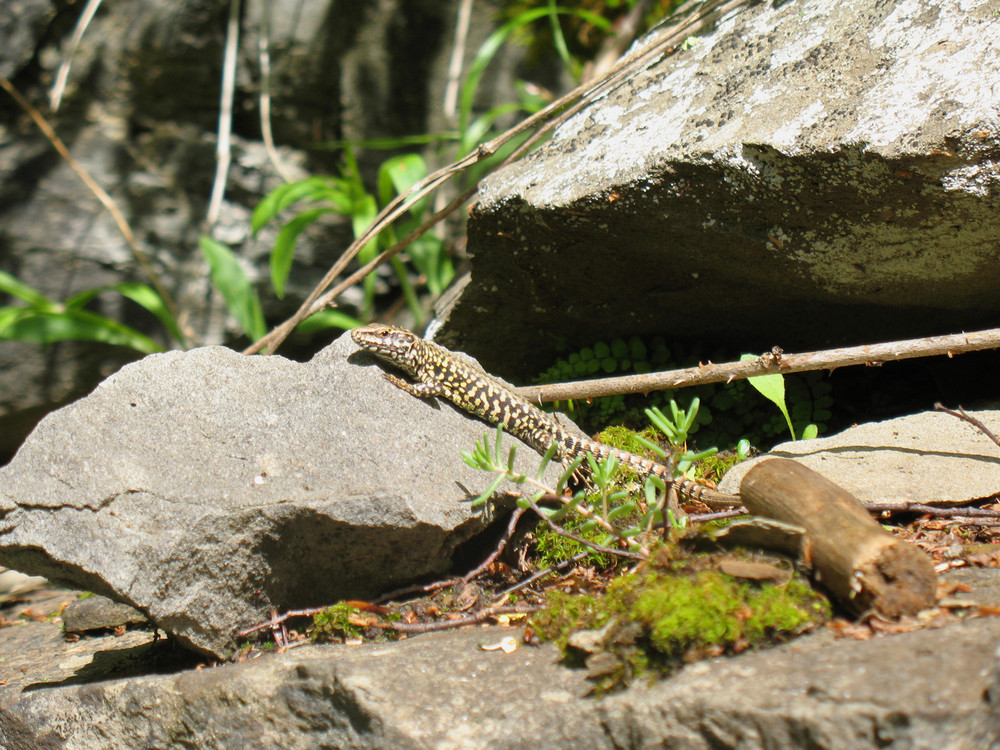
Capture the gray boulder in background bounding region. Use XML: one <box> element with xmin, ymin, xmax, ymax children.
<box><xmin>438</xmin><ymin>0</ymin><xmax>1000</xmax><ymax>377</ymax></box>
<box><xmin>0</xmin><ymin>332</ymin><xmax>556</xmax><ymax>658</ymax></box>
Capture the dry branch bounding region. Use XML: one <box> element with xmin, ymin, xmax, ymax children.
<box><xmin>518</xmin><ymin>327</ymin><xmax>1000</xmax><ymax>404</ymax></box>
<box><xmin>739</xmin><ymin>458</ymin><xmax>937</xmax><ymax>618</ymax></box>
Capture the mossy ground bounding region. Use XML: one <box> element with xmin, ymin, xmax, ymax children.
<box><xmin>531</xmin><ymin>541</ymin><xmax>830</xmax><ymax>692</ymax></box>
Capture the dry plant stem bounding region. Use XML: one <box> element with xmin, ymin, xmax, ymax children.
<box><xmin>268</xmin><ymin>606</ymin><xmax>289</xmax><ymax>649</ymax></box>
<box><xmin>934</xmin><ymin>402</ymin><xmax>1000</xmax><ymax>450</ymax></box>
<box><xmin>740</xmin><ymin>458</ymin><xmax>937</xmax><ymax>618</ymax></box>
<box><xmin>0</xmin><ymin>76</ymin><xmax>181</xmax><ymax>328</ymax></box>
<box><xmin>867</xmin><ymin>501</ymin><xmax>1000</xmax><ymax>519</ymax></box>
<box><xmin>493</xmin><ymin>551</ymin><xmax>590</xmax><ymax>601</ymax></box>
<box><xmin>206</xmin><ymin>0</ymin><xmax>242</xmax><ymax>227</ymax></box>
<box><xmin>49</xmin><ymin>0</ymin><xmax>104</xmax><ymax>110</ymax></box>
<box><xmin>586</xmin><ymin>0</ymin><xmax>657</xmax><ymax>81</ymax></box>
<box><xmin>238</xmin><ymin>604</ymin><xmax>537</xmax><ymax>639</ymax></box>
<box><xmin>519</xmin><ymin>327</ymin><xmax>1000</xmax><ymax>403</ymax></box>
<box><xmin>372</xmin><ymin>605</ymin><xmax>540</xmax><ymax>635</ymax></box>
<box><xmin>247</xmin><ymin>0</ymin><xmax>747</xmax><ymax>355</ymax></box>
<box><xmin>247</xmin><ymin>168</ymin><xmax>468</xmax><ymax>354</ymax></box>
<box><xmin>258</xmin><ymin>0</ymin><xmax>295</xmax><ymax>183</ymax></box>
<box><xmin>238</xmin><ymin>607</ymin><xmax>327</xmax><ymax>636</ymax></box>
<box><xmin>244</xmin><ymin>507</ymin><xmax>528</xmax><ymax>635</ymax></box>
<box><xmin>461</xmin><ymin>506</ymin><xmax>527</xmax><ymax>583</ymax></box>
<box><xmin>443</xmin><ymin>0</ymin><xmax>475</xmax><ymax>120</ymax></box>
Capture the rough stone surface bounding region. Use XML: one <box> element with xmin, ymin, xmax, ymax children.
<box><xmin>719</xmin><ymin>409</ymin><xmax>1000</xmax><ymax>506</ymax></box>
<box><xmin>2</xmin><ymin>570</ymin><xmax>999</xmax><ymax>749</ymax></box>
<box><xmin>0</xmin><ymin>0</ymin><xmax>52</xmax><ymax>79</ymax></box>
<box><xmin>437</xmin><ymin>0</ymin><xmax>1000</xmax><ymax>378</ymax></box>
<box><xmin>61</xmin><ymin>595</ymin><xmax>148</xmax><ymax>634</ymax></box>
<box><xmin>0</xmin><ymin>331</ymin><xmax>562</xmax><ymax>658</ymax></box>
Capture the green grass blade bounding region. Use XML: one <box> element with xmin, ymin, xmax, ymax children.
<box><xmin>270</xmin><ymin>207</ymin><xmax>334</xmax><ymax>298</ymax></box>
<box><xmin>252</xmin><ymin>176</ymin><xmax>350</xmax><ymax>234</ymax></box>
<box><xmin>633</xmin><ymin>433</ymin><xmax>668</xmax><ymax>459</ymax></box>
<box><xmin>0</xmin><ymin>308</ymin><xmax>161</xmax><ymax>354</ymax></box>
<box><xmin>0</xmin><ymin>271</ymin><xmax>53</xmax><ymax>308</ymax></box>
<box><xmin>535</xmin><ymin>442</ymin><xmax>558</xmax><ymax>480</ymax></box>
<box><xmin>546</xmin><ymin>0</ymin><xmax>576</xmax><ymax>75</ymax></box>
<box><xmin>199</xmin><ymin>235</ymin><xmax>267</xmax><ymax>343</ymax></box>
<box><xmin>471</xmin><ymin>473</ymin><xmax>507</xmax><ymax>509</ymax></box>
<box><xmin>556</xmin><ymin>455</ymin><xmax>584</xmax><ymax>489</ymax></box>
<box><xmin>115</xmin><ymin>283</ymin><xmax>186</xmax><ymax>347</ymax></box>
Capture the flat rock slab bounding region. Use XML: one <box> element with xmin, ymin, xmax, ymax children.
<box><xmin>720</xmin><ymin>409</ymin><xmax>1000</xmax><ymax>506</ymax></box>
<box><xmin>2</xmin><ymin>570</ymin><xmax>999</xmax><ymax>749</ymax></box>
<box><xmin>0</xmin><ymin>332</ymin><xmax>561</xmax><ymax>658</ymax></box>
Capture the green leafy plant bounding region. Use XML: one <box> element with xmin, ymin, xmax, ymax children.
<box><xmin>0</xmin><ymin>270</ymin><xmax>177</xmax><ymax>354</ymax></box>
<box><xmin>250</xmin><ymin>150</ymin><xmax>449</xmax><ymax>330</ymax></box>
<box><xmin>639</xmin><ymin>399</ymin><xmax>719</xmax><ymax>476</ymax></box>
<box><xmin>461</xmin><ymin>423</ymin><xmax>662</xmax><ymax>558</ymax></box>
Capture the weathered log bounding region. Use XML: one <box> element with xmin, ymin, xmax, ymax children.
<box><xmin>739</xmin><ymin>458</ymin><xmax>937</xmax><ymax>618</ymax></box>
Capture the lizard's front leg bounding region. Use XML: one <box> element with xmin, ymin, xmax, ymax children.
<box><xmin>384</xmin><ymin>373</ymin><xmax>446</xmax><ymax>399</ymax></box>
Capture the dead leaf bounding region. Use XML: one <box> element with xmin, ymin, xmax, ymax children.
<box><xmin>480</xmin><ymin>636</ymin><xmax>518</xmax><ymax>653</ymax></box>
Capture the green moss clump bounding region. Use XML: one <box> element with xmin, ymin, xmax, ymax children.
<box><xmin>532</xmin><ymin>591</ymin><xmax>609</xmax><ymax>651</ymax></box>
<box><xmin>627</xmin><ymin>571</ymin><xmax>825</xmax><ymax>657</ymax></box>
<box><xmin>593</xmin><ymin>425</ymin><xmax>661</xmax><ymax>456</ymax></box>
<box><xmin>532</xmin><ymin>545</ymin><xmax>830</xmax><ymax>690</ymax></box>
<box><xmin>308</xmin><ymin>603</ymin><xmax>366</xmax><ymax>642</ymax></box>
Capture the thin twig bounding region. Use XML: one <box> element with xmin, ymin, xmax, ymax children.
<box><xmin>933</xmin><ymin>403</ymin><xmax>1000</xmax><ymax>450</ymax></box>
<box><xmin>245</xmin><ymin>181</ymin><xmax>480</xmax><ymax>354</ymax></box>
<box><xmin>585</xmin><ymin>0</ymin><xmax>657</xmax><ymax>81</ymax></box>
<box><xmin>0</xmin><ymin>75</ymin><xmax>182</xmax><ymax>333</ymax></box>
<box><xmin>206</xmin><ymin>0</ymin><xmax>242</xmax><ymax>227</ymax></box>
<box><xmin>371</xmin><ymin>506</ymin><xmax>529</xmax><ymax>603</ymax></box>
<box><xmin>865</xmin><ymin>501</ymin><xmax>1000</xmax><ymax>518</ymax></box>
<box><xmin>371</xmin><ymin>605</ymin><xmax>539</xmax><ymax>634</ymax></box>
<box><xmin>518</xmin><ymin>327</ymin><xmax>1000</xmax><ymax>403</ymax></box>
<box><xmin>238</xmin><ymin>606</ymin><xmax>327</xmax><ymax>636</ymax></box>
<box><xmin>682</xmin><ymin>508</ymin><xmax>748</xmax><ymax>524</ymax></box>
<box><xmin>462</xmin><ymin>506</ymin><xmax>527</xmax><ymax>582</ymax></box>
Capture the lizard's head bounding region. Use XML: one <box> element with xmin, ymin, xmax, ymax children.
<box><xmin>351</xmin><ymin>324</ymin><xmax>420</xmax><ymax>364</ymax></box>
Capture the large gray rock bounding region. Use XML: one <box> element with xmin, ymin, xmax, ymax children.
<box><xmin>2</xmin><ymin>570</ymin><xmax>999</xmax><ymax>749</ymax></box>
<box><xmin>0</xmin><ymin>332</ymin><xmax>560</xmax><ymax>658</ymax></box>
<box><xmin>437</xmin><ymin>0</ymin><xmax>1000</xmax><ymax>378</ymax></box>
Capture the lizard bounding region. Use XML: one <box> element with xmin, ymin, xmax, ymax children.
<box><xmin>350</xmin><ymin>324</ymin><xmax>743</xmax><ymax>510</ymax></box>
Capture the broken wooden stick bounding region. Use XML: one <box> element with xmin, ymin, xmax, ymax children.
<box><xmin>739</xmin><ymin>458</ymin><xmax>937</xmax><ymax>618</ymax></box>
